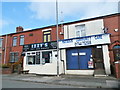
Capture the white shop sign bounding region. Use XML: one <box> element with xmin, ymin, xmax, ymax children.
<box><xmin>59</xmin><ymin>34</ymin><xmax>110</xmax><ymax>48</ymax></box>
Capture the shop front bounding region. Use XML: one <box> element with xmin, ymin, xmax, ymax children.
<box><xmin>23</xmin><ymin>41</ymin><xmax>63</xmax><ymax>75</ymax></box>
<box><xmin>59</xmin><ymin>34</ymin><xmax>111</xmax><ymax>75</ymax></box>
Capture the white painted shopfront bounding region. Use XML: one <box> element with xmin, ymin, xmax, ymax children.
<box><xmin>23</xmin><ymin>41</ymin><xmax>64</xmax><ymax>75</ymax></box>
<box><xmin>59</xmin><ymin>34</ymin><xmax>111</xmax><ymax>75</ymax></box>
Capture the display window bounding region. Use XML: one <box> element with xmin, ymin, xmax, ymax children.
<box><xmin>42</xmin><ymin>51</ymin><xmax>52</xmax><ymax>63</ymax></box>
<box><xmin>27</xmin><ymin>51</ymin><xmax>52</xmax><ymax>65</ymax></box>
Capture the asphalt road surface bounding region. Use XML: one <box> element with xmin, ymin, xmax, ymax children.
<box><xmin>2</xmin><ymin>78</ymin><xmax>79</xmax><ymax>88</ymax></box>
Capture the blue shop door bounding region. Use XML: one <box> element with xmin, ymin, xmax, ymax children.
<box><xmin>66</xmin><ymin>49</ymin><xmax>79</xmax><ymax>70</ymax></box>
<box><xmin>79</xmin><ymin>48</ymin><xmax>92</xmax><ymax>69</ymax></box>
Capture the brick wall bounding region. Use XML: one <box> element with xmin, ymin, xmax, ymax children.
<box><xmin>115</xmin><ymin>62</ymin><xmax>120</xmax><ymax>78</ymax></box>
<box><xmin>0</xmin><ymin>26</ymin><xmax>64</xmax><ymax>64</ymax></box>
<box><xmin>103</xmin><ymin>15</ymin><xmax>120</xmax><ymax>78</ymax></box>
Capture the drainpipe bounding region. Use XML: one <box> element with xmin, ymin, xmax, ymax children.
<box><xmin>4</xmin><ymin>34</ymin><xmax>8</xmax><ymax>64</ymax></box>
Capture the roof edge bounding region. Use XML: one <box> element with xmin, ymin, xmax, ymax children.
<box><xmin>1</xmin><ymin>13</ymin><xmax>120</xmax><ymax>37</ymax></box>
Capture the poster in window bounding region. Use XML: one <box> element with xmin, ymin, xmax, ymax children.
<box><xmin>42</xmin><ymin>58</ymin><xmax>45</xmax><ymax>65</ymax></box>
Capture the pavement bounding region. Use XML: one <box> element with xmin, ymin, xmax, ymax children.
<box><xmin>2</xmin><ymin>73</ymin><xmax>120</xmax><ymax>88</ymax></box>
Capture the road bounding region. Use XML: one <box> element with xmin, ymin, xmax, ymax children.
<box><xmin>1</xmin><ymin>74</ymin><xmax>118</xmax><ymax>89</ymax></box>
<box><xmin>2</xmin><ymin>77</ymin><xmax>80</xmax><ymax>88</ymax></box>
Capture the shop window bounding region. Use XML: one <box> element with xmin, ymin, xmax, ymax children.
<box><xmin>42</xmin><ymin>51</ymin><xmax>52</xmax><ymax>63</ymax></box>
<box><xmin>43</xmin><ymin>31</ymin><xmax>51</xmax><ymax>42</ymax></box>
<box><xmin>10</xmin><ymin>52</ymin><xmax>19</xmax><ymax>63</ymax></box>
<box><xmin>27</xmin><ymin>56</ymin><xmax>35</xmax><ymax>65</ymax></box>
<box><xmin>27</xmin><ymin>52</ymin><xmax>40</xmax><ymax>65</ymax></box>
<box><xmin>20</xmin><ymin>35</ymin><xmax>24</xmax><ymax>45</ymax></box>
<box><xmin>27</xmin><ymin>51</ymin><xmax>52</xmax><ymax>65</ymax></box>
<box><xmin>113</xmin><ymin>45</ymin><xmax>120</xmax><ymax>61</ymax></box>
<box><xmin>36</xmin><ymin>52</ymin><xmax>40</xmax><ymax>64</ymax></box>
<box><xmin>75</xmin><ymin>24</ymin><xmax>86</xmax><ymax>37</ymax></box>
<box><xmin>13</xmin><ymin>36</ymin><xmax>17</xmax><ymax>46</ymax></box>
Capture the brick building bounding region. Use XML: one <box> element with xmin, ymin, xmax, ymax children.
<box><xmin>0</xmin><ymin>25</ymin><xmax>64</xmax><ymax>64</ymax></box>
<box><xmin>0</xmin><ymin>13</ymin><xmax>120</xmax><ymax>77</ymax></box>
<box><xmin>58</xmin><ymin>13</ymin><xmax>120</xmax><ymax>77</ymax></box>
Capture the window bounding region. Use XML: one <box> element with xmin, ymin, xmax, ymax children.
<box><xmin>27</xmin><ymin>51</ymin><xmax>52</xmax><ymax>65</ymax></box>
<box><xmin>10</xmin><ymin>52</ymin><xmax>19</xmax><ymax>63</ymax></box>
<box><xmin>75</xmin><ymin>24</ymin><xmax>86</xmax><ymax>37</ymax></box>
<box><xmin>20</xmin><ymin>35</ymin><xmax>24</xmax><ymax>45</ymax></box>
<box><xmin>27</xmin><ymin>56</ymin><xmax>35</xmax><ymax>65</ymax></box>
<box><xmin>27</xmin><ymin>52</ymin><xmax>40</xmax><ymax>65</ymax></box>
<box><xmin>42</xmin><ymin>51</ymin><xmax>52</xmax><ymax>63</ymax></box>
<box><xmin>13</xmin><ymin>36</ymin><xmax>17</xmax><ymax>46</ymax></box>
<box><xmin>43</xmin><ymin>31</ymin><xmax>51</xmax><ymax>42</ymax></box>
<box><xmin>29</xmin><ymin>33</ymin><xmax>33</xmax><ymax>36</ymax></box>
<box><xmin>0</xmin><ymin>38</ymin><xmax>3</xmax><ymax>48</ymax></box>
<box><xmin>113</xmin><ymin>45</ymin><xmax>120</xmax><ymax>61</ymax></box>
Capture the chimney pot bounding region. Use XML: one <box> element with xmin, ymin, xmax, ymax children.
<box><xmin>16</xmin><ymin>26</ymin><xmax>23</xmax><ymax>32</ymax></box>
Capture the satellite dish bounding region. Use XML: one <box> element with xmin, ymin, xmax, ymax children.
<box><xmin>103</xmin><ymin>27</ymin><xmax>108</xmax><ymax>33</ymax></box>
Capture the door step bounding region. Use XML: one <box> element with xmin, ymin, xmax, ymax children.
<box><xmin>94</xmin><ymin>74</ymin><xmax>107</xmax><ymax>77</ymax></box>
<box><xmin>94</xmin><ymin>69</ymin><xmax>106</xmax><ymax>77</ymax></box>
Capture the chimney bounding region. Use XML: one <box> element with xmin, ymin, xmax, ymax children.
<box><xmin>16</xmin><ymin>26</ymin><xmax>24</xmax><ymax>33</ymax></box>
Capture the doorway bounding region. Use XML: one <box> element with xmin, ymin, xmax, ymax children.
<box><xmin>92</xmin><ymin>46</ymin><xmax>105</xmax><ymax>75</ymax></box>
<box><xmin>66</xmin><ymin>47</ymin><xmax>92</xmax><ymax>70</ymax></box>
<box><xmin>92</xmin><ymin>46</ymin><xmax>104</xmax><ymax>70</ymax></box>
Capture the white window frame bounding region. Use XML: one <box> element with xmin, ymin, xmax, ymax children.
<box><xmin>13</xmin><ymin>36</ymin><xmax>17</xmax><ymax>46</ymax></box>
<box><xmin>0</xmin><ymin>38</ymin><xmax>3</xmax><ymax>48</ymax></box>
<box><xmin>10</xmin><ymin>52</ymin><xmax>19</xmax><ymax>63</ymax></box>
<box><xmin>20</xmin><ymin>35</ymin><xmax>24</xmax><ymax>45</ymax></box>
<box><xmin>75</xmin><ymin>24</ymin><xmax>86</xmax><ymax>37</ymax></box>
<box><xmin>26</xmin><ymin>50</ymin><xmax>53</xmax><ymax>65</ymax></box>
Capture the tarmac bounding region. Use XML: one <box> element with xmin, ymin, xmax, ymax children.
<box><xmin>2</xmin><ymin>73</ymin><xmax>120</xmax><ymax>88</ymax></box>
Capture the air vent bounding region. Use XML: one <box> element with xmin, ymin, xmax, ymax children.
<box><xmin>29</xmin><ymin>33</ymin><xmax>33</xmax><ymax>36</ymax></box>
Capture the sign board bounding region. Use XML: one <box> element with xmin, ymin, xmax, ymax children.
<box><xmin>23</xmin><ymin>41</ymin><xmax>57</xmax><ymax>52</ymax></box>
<box><xmin>59</xmin><ymin>34</ymin><xmax>110</xmax><ymax>48</ymax></box>
<box><xmin>72</xmin><ymin>53</ymin><xmax>78</xmax><ymax>56</ymax></box>
<box><xmin>88</xmin><ymin>61</ymin><xmax>94</xmax><ymax>68</ymax></box>
<box><xmin>79</xmin><ymin>53</ymin><xmax>86</xmax><ymax>55</ymax></box>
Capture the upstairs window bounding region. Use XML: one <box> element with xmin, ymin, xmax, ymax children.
<box><xmin>75</xmin><ymin>24</ymin><xmax>86</xmax><ymax>37</ymax></box>
<box><xmin>0</xmin><ymin>38</ymin><xmax>3</xmax><ymax>48</ymax></box>
<box><xmin>20</xmin><ymin>35</ymin><xmax>24</xmax><ymax>45</ymax></box>
<box><xmin>13</xmin><ymin>36</ymin><xmax>17</xmax><ymax>46</ymax></box>
<box><xmin>43</xmin><ymin>31</ymin><xmax>51</xmax><ymax>42</ymax></box>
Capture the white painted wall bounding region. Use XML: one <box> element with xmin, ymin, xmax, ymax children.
<box><xmin>64</xmin><ymin>19</ymin><xmax>104</xmax><ymax>39</ymax></box>
<box><xmin>23</xmin><ymin>50</ymin><xmax>63</xmax><ymax>75</ymax></box>
<box><xmin>102</xmin><ymin>45</ymin><xmax>111</xmax><ymax>75</ymax></box>
<box><xmin>66</xmin><ymin>70</ymin><xmax>94</xmax><ymax>75</ymax></box>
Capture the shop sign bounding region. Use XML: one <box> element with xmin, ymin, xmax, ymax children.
<box><xmin>23</xmin><ymin>41</ymin><xmax>57</xmax><ymax>52</ymax></box>
<box><xmin>88</xmin><ymin>61</ymin><xmax>94</xmax><ymax>68</ymax></box>
<box><xmin>59</xmin><ymin>34</ymin><xmax>110</xmax><ymax>48</ymax></box>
